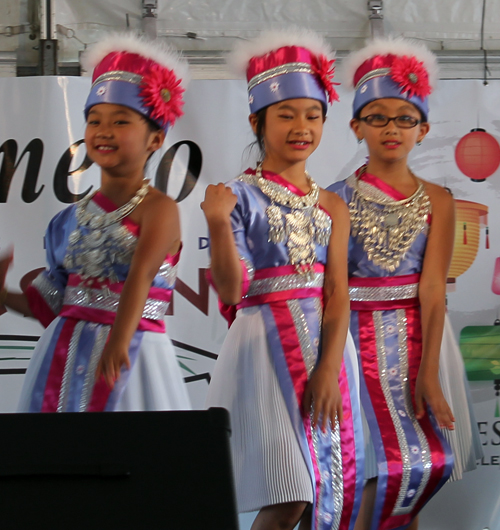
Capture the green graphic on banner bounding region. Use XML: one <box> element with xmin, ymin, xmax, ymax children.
<box><xmin>460</xmin><ymin>325</ymin><xmax>500</xmax><ymax>417</ymax></box>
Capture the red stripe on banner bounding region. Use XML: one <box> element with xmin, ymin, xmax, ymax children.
<box><xmin>41</xmin><ymin>318</ymin><xmax>78</xmax><ymax>412</ymax></box>
<box><xmin>338</xmin><ymin>360</ymin><xmax>357</xmax><ymax>529</ymax></box>
<box><xmin>357</xmin><ymin>310</ymin><xmax>403</xmax><ymax>524</ymax></box>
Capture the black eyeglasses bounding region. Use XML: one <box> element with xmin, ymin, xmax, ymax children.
<box><xmin>359</xmin><ymin>114</ymin><xmax>421</xmax><ymax>129</ymax></box>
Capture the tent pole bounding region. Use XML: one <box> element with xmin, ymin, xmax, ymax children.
<box><xmin>142</xmin><ymin>0</ymin><xmax>158</xmax><ymax>40</ymax></box>
<box><xmin>368</xmin><ymin>0</ymin><xmax>385</xmax><ymax>38</ymax></box>
<box><xmin>39</xmin><ymin>0</ymin><xmax>58</xmax><ymax>75</ymax></box>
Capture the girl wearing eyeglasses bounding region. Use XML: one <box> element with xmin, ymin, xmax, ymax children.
<box><xmin>328</xmin><ymin>38</ymin><xmax>481</xmax><ymax>530</ymax></box>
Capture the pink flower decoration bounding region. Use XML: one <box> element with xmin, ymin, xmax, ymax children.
<box><xmin>390</xmin><ymin>55</ymin><xmax>431</xmax><ymax>99</ymax></box>
<box><xmin>312</xmin><ymin>54</ymin><xmax>340</xmax><ymax>104</ymax></box>
<box><xmin>140</xmin><ymin>63</ymin><xmax>185</xmax><ymax>128</ymax></box>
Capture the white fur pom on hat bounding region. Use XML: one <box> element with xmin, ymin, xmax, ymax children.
<box><xmin>229</xmin><ymin>27</ymin><xmax>335</xmax><ymax>77</ymax></box>
<box><xmin>82</xmin><ymin>32</ymin><xmax>190</xmax><ymax>88</ymax></box>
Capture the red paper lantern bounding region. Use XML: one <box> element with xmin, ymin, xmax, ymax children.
<box><xmin>455</xmin><ymin>128</ymin><xmax>500</xmax><ymax>182</ymax></box>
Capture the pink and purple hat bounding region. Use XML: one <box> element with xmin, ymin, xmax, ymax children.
<box><xmin>342</xmin><ymin>37</ymin><xmax>439</xmax><ymax>121</ymax></box>
<box><xmin>231</xmin><ymin>28</ymin><xmax>339</xmax><ymax>114</ymax></box>
<box><xmin>83</xmin><ymin>34</ymin><xmax>189</xmax><ymax>131</ymax></box>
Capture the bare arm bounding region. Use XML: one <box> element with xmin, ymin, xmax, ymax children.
<box><xmin>3</xmin><ymin>292</ymin><xmax>33</xmax><ymax>317</ymax></box>
<box><xmin>96</xmin><ymin>191</ymin><xmax>181</xmax><ymax>388</ymax></box>
<box><xmin>416</xmin><ymin>183</ymin><xmax>455</xmax><ymax>429</ymax></box>
<box><xmin>303</xmin><ymin>191</ymin><xmax>351</xmax><ymax>430</ymax></box>
<box><xmin>201</xmin><ymin>183</ymin><xmax>242</xmax><ymax>305</ymax></box>
<box><xmin>0</xmin><ymin>250</ymin><xmax>33</xmax><ymax>317</ymax></box>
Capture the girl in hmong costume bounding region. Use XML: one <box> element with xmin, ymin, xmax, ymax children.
<box><xmin>202</xmin><ymin>29</ymin><xmax>364</xmax><ymax>530</ymax></box>
<box><xmin>329</xmin><ymin>38</ymin><xmax>481</xmax><ymax>530</ymax></box>
<box><xmin>0</xmin><ymin>34</ymin><xmax>191</xmax><ymax>412</ymax></box>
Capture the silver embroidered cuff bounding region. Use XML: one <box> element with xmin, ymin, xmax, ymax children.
<box><xmin>31</xmin><ymin>273</ymin><xmax>64</xmax><ymax>315</ymax></box>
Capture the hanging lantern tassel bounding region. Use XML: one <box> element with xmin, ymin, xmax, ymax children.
<box><xmin>463</xmin><ymin>222</ymin><xmax>467</xmax><ymax>245</ymax></box>
<box><xmin>486</xmin><ymin>226</ymin><xmax>490</xmax><ymax>249</ymax></box>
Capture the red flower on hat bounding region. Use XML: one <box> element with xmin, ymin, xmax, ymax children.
<box><xmin>390</xmin><ymin>55</ymin><xmax>431</xmax><ymax>99</ymax></box>
<box><xmin>312</xmin><ymin>54</ymin><xmax>340</xmax><ymax>104</ymax></box>
<box><xmin>140</xmin><ymin>63</ymin><xmax>185</xmax><ymax>127</ymax></box>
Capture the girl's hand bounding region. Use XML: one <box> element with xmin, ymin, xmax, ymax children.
<box><xmin>303</xmin><ymin>365</ymin><xmax>343</xmax><ymax>432</ymax></box>
<box><xmin>415</xmin><ymin>371</ymin><xmax>455</xmax><ymax>430</ymax></box>
<box><xmin>200</xmin><ymin>183</ymin><xmax>237</xmax><ymax>222</ymax></box>
<box><xmin>96</xmin><ymin>341</ymin><xmax>131</xmax><ymax>389</ymax></box>
<box><xmin>0</xmin><ymin>248</ymin><xmax>13</xmax><ymax>290</ymax></box>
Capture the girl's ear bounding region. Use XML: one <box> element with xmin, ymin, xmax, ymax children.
<box><xmin>417</xmin><ymin>122</ymin><xmax>430</xmax><ymax>143</ymax></box>
<box><xmin>350</xmin><ymin>118</ymin><xmax>362</xmax><ymax>142</ymax></box>
<box><xmin>149</xmin><ymin>129</ymin><xmax>166</xmax><ymax>153</ymax></box>
<box><xmin>249</xmin><ymin>113</ymin><xmax>258</xmax><ymax>134</ymax></box>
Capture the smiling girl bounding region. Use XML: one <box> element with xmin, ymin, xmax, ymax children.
<box><xmin>0</xmin><ymin>34</ymin><xmax>191</xmax><ymax>412</ymax></box>
<box><xmin>329</xmin><ymin>38</ymin><xmax>481</xmax><ymax>530</ymax></box>
<box><xmin>202</xmin><ymin>29</ymin><xmax>364</xmax><ymax>530</ymax></box>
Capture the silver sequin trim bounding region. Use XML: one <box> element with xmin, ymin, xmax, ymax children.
<box><xmin>248</xmin><ymin>62</ymin><xmax>314</xmax><ymax>91</ymax></box>
<box><xmin>395</xmin><ymin>309</ymin><xmax>432</xmax><ymax>513</ymax></box>
<box><xmin>349</xmin><ymin>283</ymin><xmax>418</xmax><ymax>302</ymax></box>
<box><xmin>247</xmin><ymin>272</ymin><xmax>324</xmax><ymax>298</ymax></box>
<box><xmin>347</xmin><ymin>171</ymin><xmax>431</xmax><ymax>272</ymax></box>
<box><xmin>373</xmin><ymin>311</ymin><xmax>413</xmax><ymax>514</ymax></box>
<box><xmin>158</xmin><ymin>260</ymin><xmax>178</xmax><ymax>287</ymax></box>
<box><xmin>330</xmin><ymin>418</ymin><xmax>343</xmax><ymax>530</ymax></box>
<box><xmin>64</xmin><ymin>286</ymin><xmax>169</xmax><ymax>320</ymax></box>
<box><xmin>57</xmin><ymin>320</ymin><xmax>85</xmax><ymax>413</ymax></box>
<box><xmin>31</xmin><ymin>273</ymin><xmax>64</xmax><ymax>315</ymax></box>
<box><xmin>311</xmin><ymin>419</ymin><xmax>324</xmax><ymax>526</ymax></box>
<box><xmin>241</xmin><ymin>257</ymin><xmax>255</xmax><ymax>282</ymax></box>
<box><xmin>79</xmin><ymin>324</ymin><xmax>110</xmax><ymax>412</ymax></box>
<box><xmin>314</xmin><ymin>297</ymin><xmax>323</xmax><ymax>328</ymax></box>
<box><xmin>354</xmin><ymin>67</ymin><xmax>392</xmax><ymax>90</ymax></box>
<box><xmin>92</xmin><ymin>70</ymin><xmax>143</xmax><ymax>87</ymax></box>
<box><xmin>287</xmin><ymin>299</ymin><xmax>316</xmax><ymax>376</ymax></box>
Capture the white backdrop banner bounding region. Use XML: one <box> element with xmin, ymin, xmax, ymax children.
<box><xmin>1</xmin><ymin>76</ymin><xmax>500</xmax><ymax>529</ymax></box>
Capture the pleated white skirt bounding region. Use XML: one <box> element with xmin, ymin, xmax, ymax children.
<box><xmin>18</xmin><ymin>318</ymin><xmax>191</xmax><ymax>412</ymax></box>
<box><xmin>205</xmin><ymin>306</ymin><xmax>313</xmax><ymax>513</ymax></box>
<box><xmin>115</xmin><ymin>330</ymin><xmax>191</xmax><ymax>411</ymax></box>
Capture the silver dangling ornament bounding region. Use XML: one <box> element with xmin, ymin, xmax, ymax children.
<box><xmin>348</xmin><ymin>166</ymin><xmax>431</xmax><ymax>272</ymax></box>
<box><xmin>241</xmin><ymin>164</ymin><xmax>332</xmax><ymax>274</ymax></box>
<box><xmin>63</xmin><ymin>180</ymin><xmax>150</xmax><ymax>290</ymax></box>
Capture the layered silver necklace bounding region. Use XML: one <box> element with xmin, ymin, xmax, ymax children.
<box><xmin>240</xmin><ymin>164</ymin><xmax>332</xmax><ymax>273</ymax></box>
<box><xmin>348</xmin><ymin>167</ymin><xmax>431</xmax><ymax>272</ymax></box>
<box><xmin>63</xmin><ymin>180</ymin><xmax>150</xmax><ymax>285</ymax></box>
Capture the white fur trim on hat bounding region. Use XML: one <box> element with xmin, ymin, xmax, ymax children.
<box><xmin>342</xmin><ymin>36</ymin><xmax>438</xmax><ymax>91</ymax></box>
<box><xmin>82</xmin><ymin>32</ymin><xmax>190</xmax><ymax>88</ymax></box>
<box><xmin>229</xmin><ymin>27</ymin><xmax>335</xmax><ymax>77</ymax></box>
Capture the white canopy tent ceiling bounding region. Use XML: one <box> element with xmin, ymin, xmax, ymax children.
<box><xmin>1</xmin><ymin>0</ymin><xmax>500</xmax><ymax>78</ymax></box>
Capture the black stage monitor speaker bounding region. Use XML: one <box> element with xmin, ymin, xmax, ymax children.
<box><xmin>0</xmin><ymin>408</ymin><xmax>239</xmax><ymax>530</ymax></box>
